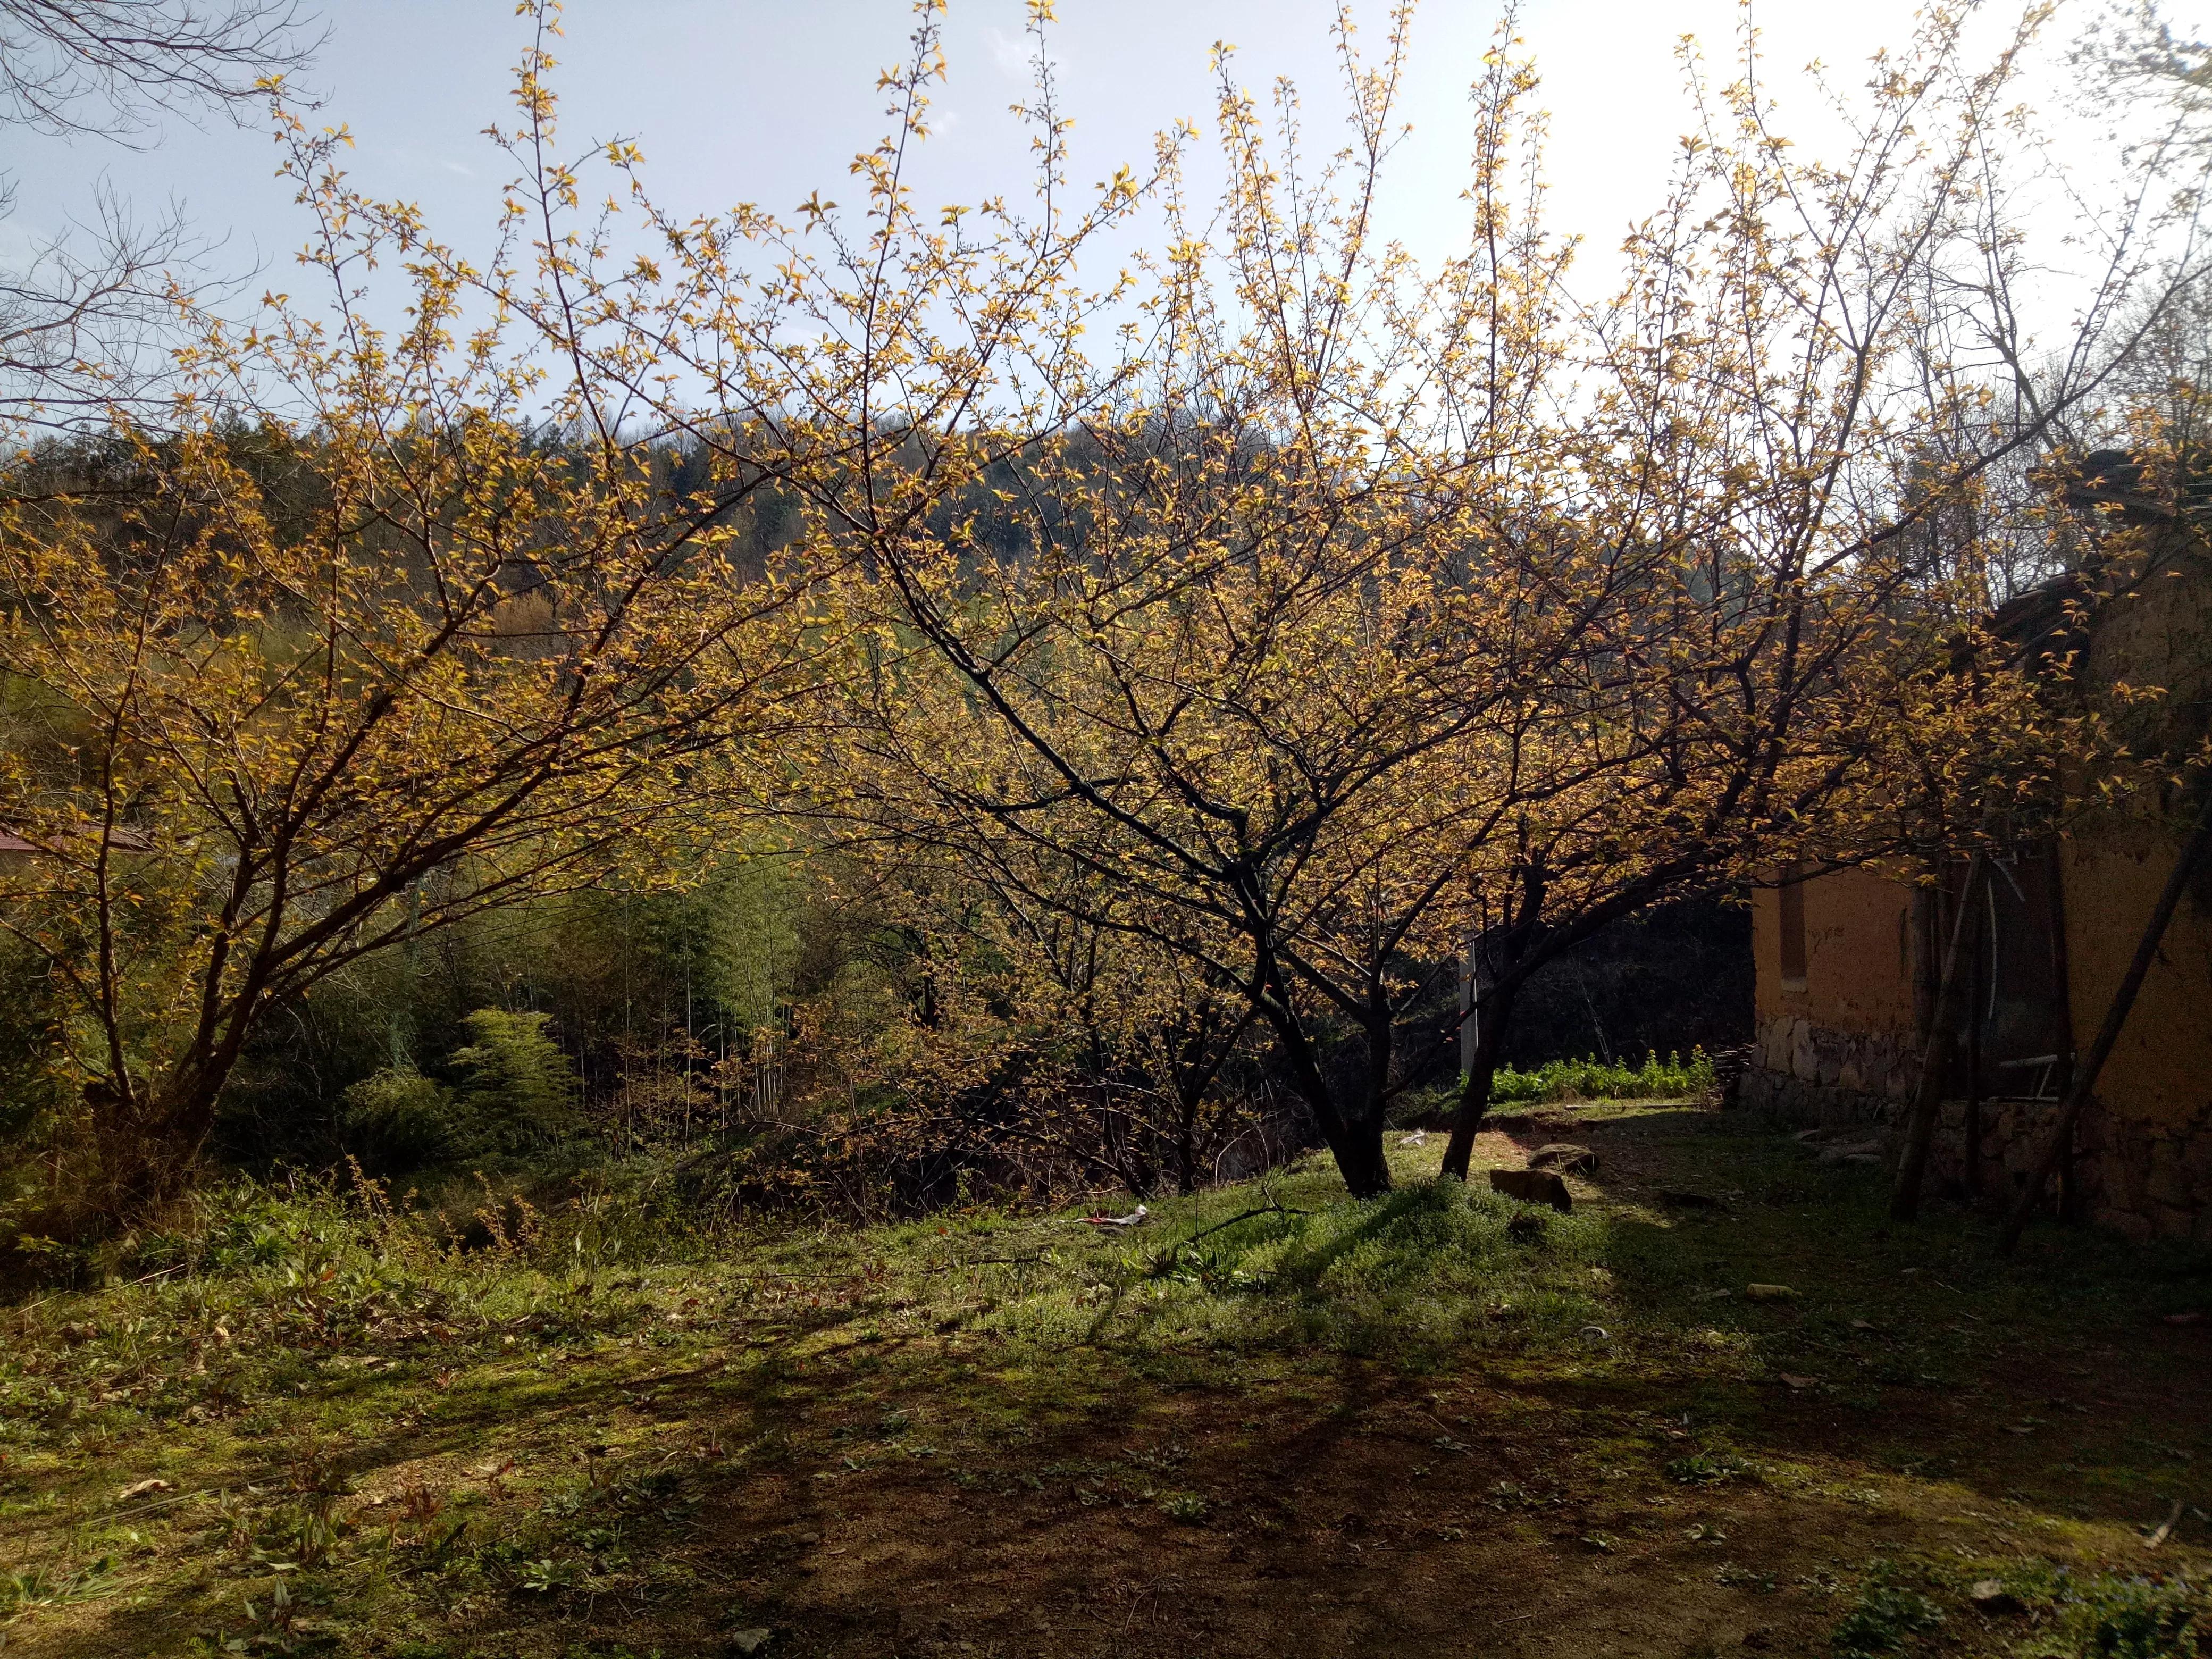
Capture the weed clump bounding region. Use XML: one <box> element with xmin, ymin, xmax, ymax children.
<box><xmin>2035</xmin><ymin>1570</ymin><xmax>2207</xmax><ymax>1658</ymax></box>
<box><xmin>1663</xmin><ymin>1451</ymin><xmax>1756</xmax><ymax>1486</ymax></box>
<box><xmin>1831</xmin><ymin>1586</ymin><xmax>1943</xmax><ymax>1655</ymax></box>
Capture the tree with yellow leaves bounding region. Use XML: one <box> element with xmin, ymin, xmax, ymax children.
<box><xmin>6</xmin><ymin>0</ymin><xmax>2200</xmax><ymax>1221</ymax></box>
<box><xmin>0</xmin><ymin>112</ymin><xmax>834</xmax><ymax>1216</ymax></box>
<box><xmin>787</xmin><ymin>3</ymin><xmax>2200</xmax><ymax>1197</ymax></box>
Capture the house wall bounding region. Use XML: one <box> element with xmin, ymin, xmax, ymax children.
<box><xmin>1742</xmin><ymin>833</ymin><xmax>2212</xmax><ymax>1242</ymax></box>
<box><xmin>1742</xmin><ymin>867</ymin><xmax>1923</xmax><ymax>1125</ymax></box>
<box><xmin>2051</xmin><ymin>827</ymin><xmax>2212</xmax><ymax>1239</ymax></box>
<box><xmin>1741</xmin><ymin>538</ymin><xmax>2212</xmax><ymax>1242</ymax></box>
<box><xmin>2056</xmin><ymin>543</ymin><xmax>2212</xmax><ymax>1236</ymax></box>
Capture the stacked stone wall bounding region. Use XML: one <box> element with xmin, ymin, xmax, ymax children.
<box><xmin>1739</xmin><ymin>1016</ymin><xmax>2212</xmax><ymax>1242</ymax></box>
<box><xmin>1738</xmin><ymin>1014</ymin><xmax>1915</xmax><ymax>1126</ymax></box>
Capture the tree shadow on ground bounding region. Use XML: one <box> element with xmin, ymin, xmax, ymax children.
<box><xmin>14</xmin><ymin>1106</ymin><xmax>2212</xmax><ymax>1658</ymax></box>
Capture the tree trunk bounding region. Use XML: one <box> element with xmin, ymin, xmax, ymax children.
<box><xmin>1442</xmin><ymin>977</ymin><xmax>1522</xmax><ymax>1181</ymax></box>
<box><xmin>2041</xmin><ymin>839</ymin><xmax>2079</xmax><ymax>1222</ymax></box>
<box><xmin>93</xmin><ymin>1067</ymin><xmax>222</xmax><ymax>1218</ymax></box>
<box><xmin>1325</xmin><ymin>1115</ymin><xmax>1394</xmax><ymax>1200</ymax></box>
<box><xmin>1441</xmin><ymin>864</ymin><xmax>1545</xmax><ymax>1183</ymax></box>
<box><xmin>1999</xmin><ymin>811</ymin><xmax>2212</xmax><ymax>1254</ymax></box>
<box><xmin>1175</xmin><ymin>1082</ymin><xmax>1202</xmax><ymax>1196</ymax></box>
<box><xmin>1964</xmin><ymin>886</ymin><xmax>1986</xmax><ymax>1200</ymax></box>
<box><xmin>1254</xmin><ymin>984</ymin><xmax>1392</xmax><ymax>1199</ymax></box>
<box><xmin>1890</xmin><ymin>853</ymin><xmax>1986</xmax><ymax>1222</ymax></box>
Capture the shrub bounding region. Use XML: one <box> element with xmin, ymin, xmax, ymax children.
<box><xmin>340</xmin><ymin>1011</ymin><xmax>579</xmax><ymax>1173</ymax></box>
<box><xmin>448</xmin><ymin>1009</ymin><xmax>579</xmax><ymax>1156</ymax></box>
<box><xmin>1489</xmin><ymin>1048</ymin><xmax>1716</xmax><ymax>1106</ymax></box>
<box><xmin>2062</xmin><ymin>1573</ymin><xmax>2203</xmax><ymax>1658</ymax></box>
<box><xmin>1831</xmin><ymin>1587</ymin><xmax>1943</xmax><ymax>1656</ymax></box>
<box><xmin>341</xmin><ymin>1067</ymin><xmax>459</xmax><ymax>1171</ymax></box>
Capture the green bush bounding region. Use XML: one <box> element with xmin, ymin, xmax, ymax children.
<box><xmin>449</xmin><ymin>1009</ymin><xmax>579</xmax><ymax>1156</ymax></box>
<box><xmin>341</xmin><ymin>1067</ymin><xmax>459</xmax><ymax>1171</ymax></box>
<box><xmin>1489</xmin><ymin>1048</ymin><xmax>1716</xmax><ymax>1105</ymax></box>
<box><xmin>1831</xmin><ymin>1587</ymin><xmax>1943</xmax><ymax>1655</ymax></box>
<box><xmin>339</xmin><ymin>1010</ymin><xmax>579</xmax><ymax>1172</ymax></box>
<box><xmin>2062</xmin><ymin>1573</ymin><xmax>2203</xmax><ymax>1657</ymax></box>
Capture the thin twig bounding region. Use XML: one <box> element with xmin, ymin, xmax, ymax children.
<box><xmin>2148</xmin><ymin>1498</ymin><xmax>2184</xmax><ymax>1548</ymax></box>
<box><xmin>1181</xmin><ymin>1202</ymin><xmax>1311</xmax><ymax>1248</ymax></box>
<box><xmin>101</xmin><ymin>1485</ymin><xmax>220</xmax><ymax>1522</ymax></box>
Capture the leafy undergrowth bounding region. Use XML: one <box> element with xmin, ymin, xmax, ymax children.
<box><xmin>1</xmin><ymin>1105</ymin><xmax>2207</xmax><ymax>1657</ymax></box>
<box><xmin>1487</xmin><ymin>1049</ymin><xmax>1720</xmax><ymax>1104</ymax></box>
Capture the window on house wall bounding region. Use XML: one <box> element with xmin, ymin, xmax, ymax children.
<box><xmin>1779</xmin><ymin>874</ymin><xmax>1807</xmax><ymax>985</ymax></box>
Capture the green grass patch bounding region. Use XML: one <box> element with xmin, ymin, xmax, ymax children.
<box><xmin>0</xmin><ymin>1109</ymin><xmax>2207</xmax><ymax>1657</ymax></box>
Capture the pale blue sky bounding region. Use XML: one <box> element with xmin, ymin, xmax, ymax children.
<box><xmin>0</xmin><ymin>1</ymin><xmax>2168</xmax><ymax>330</ymax></box>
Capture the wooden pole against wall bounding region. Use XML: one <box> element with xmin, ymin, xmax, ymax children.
<box><xmin>1999</xmin><ymin>812</ymin><xmax>2212</xmax><ymax>1253</ymax></box>
<box><xmin>1891</xmin><ymin>853</ymin><xmax>1988</xmax><ymax>1222</ymax></box>
<box><xmin>2042</xmin><ymin>839</ymin><xmax>2078</xmax><ymax>1221</ymax></box>
<box><xmin>1964</xmin><ymin>887</ymin><xmax>1986</xmax><ymax>1200</ymax></box>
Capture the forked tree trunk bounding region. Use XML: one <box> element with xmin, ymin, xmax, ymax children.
<box><xmin>1326</xmin><ymin>1116</ymin><xmax>1394</xmax><ymax>1200</ymax></box>
<box><xmin>1254</xmin><ymin>979</ymin><xmax>1394</xmax><ymax>1199</ymax></box>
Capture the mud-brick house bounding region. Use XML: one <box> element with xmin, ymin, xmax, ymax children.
<box><xmin>1743</xmin><ymin>843</ymin><xmax>2212</xmax><ymax>1239</ymax></box>
<box><xmin>1741</xmin><ymin>464</ymin><xmax>2212</xmax><ymax>1242</ymax></box>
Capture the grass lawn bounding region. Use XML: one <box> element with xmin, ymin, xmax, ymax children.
<box><xmin>2</xmin><ymin>1102</ymin><xmax>2208</xmax><ymax>1658</ymax></box>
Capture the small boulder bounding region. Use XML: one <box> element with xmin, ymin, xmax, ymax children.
<box><xmin>1744</xmin><ymin>1283</ymin><xmax>1797</xmax><ymax>1303</ymax></box>
<box><xmin>1528</xmin><ymin>1143</ymin><xmax>1598</xmax><ymax>1175</ymax></box>
<box><xmin>1968</xmin><ymin>1580</ymin><xmax>2023</xmax><ymax>1615</ymax></box>
<box><xmin>1490</xmin><ymin>1168</ymin><xmax>1573</xmax><ymax>1212</ymax></box>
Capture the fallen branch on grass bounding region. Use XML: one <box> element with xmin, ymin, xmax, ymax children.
<box><xmin>1178</xmin><ymin>1202</ymin><xmax>1312</xmax><ymax>1248</ymax></box>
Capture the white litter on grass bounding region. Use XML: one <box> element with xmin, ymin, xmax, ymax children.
<box><xmin>1084</xmin><ymin>1204</ymin><xmax>1150</xmax><ymax>1228</ymax></box>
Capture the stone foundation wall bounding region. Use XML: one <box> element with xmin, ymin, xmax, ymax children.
<box><xmin>1738</xmin><ymin>1015</ymin><xmax>1916</xmax><ymax>1126</ymax></box>
<box><xmin>1740</xmin><ymin>1016</ymin><xmax>2212</xmax><ymax>1243</ymax></box>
